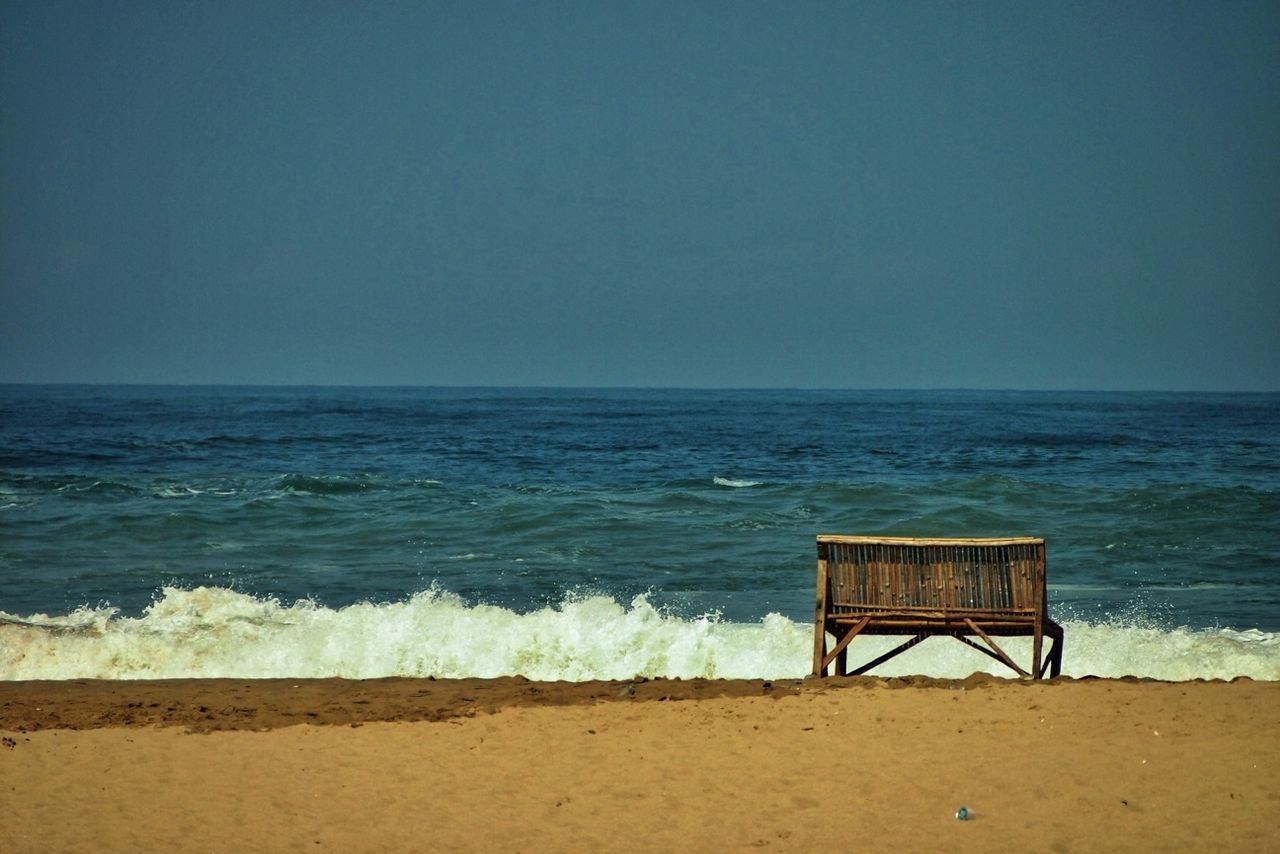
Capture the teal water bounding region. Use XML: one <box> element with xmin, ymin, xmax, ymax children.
<box><xmin>2</xmin><ymin>386</ymin><xmax>1277</xmax><ymax>680</ymax></box>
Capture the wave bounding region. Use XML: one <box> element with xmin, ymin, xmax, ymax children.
<box><xmin>2</xmin><ymin>587</ymin><xmax>1276</xmax><ymax>682</ymax></box>
<box><xmin>274</xmin><ymin>473</ymin><xmax>382</xmax><ymax>495</ymax></box>
<box><xmin>713</xmin><ymin>477</ymin><xmax>762</xmax><ymax>488</ymax></box>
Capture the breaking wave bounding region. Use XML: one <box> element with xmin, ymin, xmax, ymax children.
<box><xmin>2</xmin><ymin>587</ymin><xmax>1277</xmax><ymax>682</ymax></box>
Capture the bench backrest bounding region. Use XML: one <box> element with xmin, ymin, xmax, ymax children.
<box><xmin>817</xmin><ymin>535</ymin><xmax>1047</xmax><ymax>619</ymax></box>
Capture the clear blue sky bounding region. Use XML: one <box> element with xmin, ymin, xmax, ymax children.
<box><xmin>2</xmin><ymin>1</ymin><xmax>1277</xmax><ymax>390</ymax></box>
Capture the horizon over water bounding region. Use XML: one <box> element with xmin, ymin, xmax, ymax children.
<box><xmin>2</xmin><ymin>384</ymin><xmax>1278</xmax><ymax>681</ymax></box>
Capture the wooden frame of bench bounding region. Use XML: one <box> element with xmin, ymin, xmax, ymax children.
<box><xmin>812</xmin><ymin>535</ymin><xmax>1064</xmax><ymax>679</ymax></box>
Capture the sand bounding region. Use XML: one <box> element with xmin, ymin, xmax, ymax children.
<box><xmin>2</xmin><ymin>675</ymin><xmax>1278</xmax><ymax>852</ymax></box>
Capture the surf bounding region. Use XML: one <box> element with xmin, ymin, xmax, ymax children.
<box><xmin>2</xmin><ymin>586</ymin><xmax>1277</xmax><ymax>682</ymax></box>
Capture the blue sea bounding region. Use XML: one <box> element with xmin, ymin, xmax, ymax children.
<box><xmin>2</xmin><ymin>385</ymin><xmax>1278</xmax><ymax>681</ymax></box>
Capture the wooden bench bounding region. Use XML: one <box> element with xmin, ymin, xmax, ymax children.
<box><xmin>812</xmin><ymin>535</ymin><xmax>1064</xmax><ymax>679</ymax></box>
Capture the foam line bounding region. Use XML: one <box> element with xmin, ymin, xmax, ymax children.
<box><xmin>2</xmin><ymin>587</ymin><xmax>1277</xmax><ymax>681</ymax></box>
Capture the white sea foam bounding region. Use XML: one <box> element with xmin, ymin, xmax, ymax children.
<box><xmin>155</xmin><ymin>485</ymin><xmax>203</xmax><ymax>498</ymax></box>
<box><xmin>713</xmin><ymin>477</ymin><xmax>762</xmax><ymax>488</ymax></box>
<box><xmin>1</xmin><ymin>587</ymin><xmax>1277</xmax><ymax>682</ymax></box>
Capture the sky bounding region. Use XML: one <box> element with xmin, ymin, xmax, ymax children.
<box><xmin>1</xmin><ymin>1</ymin><xmax>1277</xmax><ymax>391</ymax></box>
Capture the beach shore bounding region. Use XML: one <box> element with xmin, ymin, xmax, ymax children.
<box><xmin>3</xmin><ymin>676</ymin><xmax>1277</xmax><ymax>852</ymax></box>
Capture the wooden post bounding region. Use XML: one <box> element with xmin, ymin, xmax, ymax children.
<box><xmin>812</xmin><ymin>542</ymin><xmax>830</xmax><ymax>676</ymax></box>
<box><xmin>1032</xmin><ymin>540</ymin><xmax>1047</xmax><ymax>679</ymax></box>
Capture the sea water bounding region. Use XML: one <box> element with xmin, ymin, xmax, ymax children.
<box><xmin>1</xmin><ymin>385</ymin><xmax>1277</xmax><ymax>681</ymax></box>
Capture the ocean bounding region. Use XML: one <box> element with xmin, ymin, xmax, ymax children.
<box><xmin>2</xmin><ymin>385</ymin><xmax>1277</xmax><ymax>681</ymax></box>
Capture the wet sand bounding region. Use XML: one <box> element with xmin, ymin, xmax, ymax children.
<box><xmin>2</xmin><ymin>676</ymin><xmax>1277</xmax><ymax>852</ymax></box>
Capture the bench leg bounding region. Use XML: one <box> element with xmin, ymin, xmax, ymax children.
<box><xmin>1036</xmin><ymin>630</ymin><xmax>1064</xmax><ymax>679</ymax></box>
<box><xmin>1032</xmin><ymin>629</ymin><xmax>1044</xmax><ymax>680</ymax></box>
<box><xmin>818</xmin><ymin>618</ymin><xmax>871</xmax><ymax>677</ymax></box>
<box><xmin>812</xmin><ymin>618</ymin><xmax>829</xmax><ymax>676</ymax></box>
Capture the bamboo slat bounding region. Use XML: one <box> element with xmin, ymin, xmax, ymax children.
<box><xmin>818</xmin><ymin>535</ymin><xmax>1044</xmax><ymax>547</ymax></box>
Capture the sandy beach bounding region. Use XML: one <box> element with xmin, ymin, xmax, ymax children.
<box><xmin>2</xmin><ymin>676</ymin><xmax>1277</xmax><ymax>852</ymax></box>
